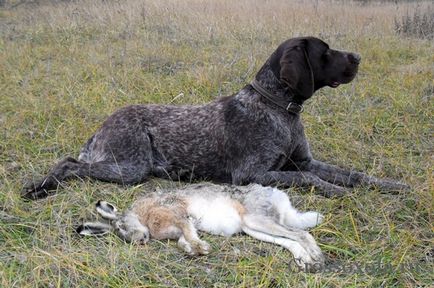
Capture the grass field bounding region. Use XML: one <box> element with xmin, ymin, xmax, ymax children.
<box><xmin>1</xmin><ymin>0</ymin><xmax>433</xmax><ymax>287</ymax></box>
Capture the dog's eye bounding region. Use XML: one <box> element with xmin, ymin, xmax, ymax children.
<box><xmin>322</xmin><ymin>50</ymin><xmax>331</xmax><ymax>61</ymax></box>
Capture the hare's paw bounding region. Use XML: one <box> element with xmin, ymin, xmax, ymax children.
<box><xmin>298</xmin><ymin>211</ymin><xmax>324</xmax><ymax>229</ymax></box>
<box><xmin>292</xmin><ymin>244</ymin><xmax>325</xmax><ymax>273</ymax></box>
<box><xmin>197</xmin><ymin>240</ymin><xmax>211</xmax><ymax>255</ymax></box>
<box><xmin>178</xmin><ymin>237</ymin><xmax>195</xmax><ymax>255</ymax></box>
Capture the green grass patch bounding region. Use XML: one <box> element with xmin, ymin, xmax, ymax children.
<box><xmin>1</xmin><ymin>0</ymin><xmax>433</xmax><ymax>287</ymax></box>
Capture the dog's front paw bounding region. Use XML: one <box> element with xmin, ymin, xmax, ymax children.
<box><xmin>378</xmin><ymin>180</ymin><xmax>410</xmax><ymax>193</ymax></box>
<box><xmin>321</xmin><ymin>185</ymin><xmax>350</xmax><ymax>198</ymax></box>
<box><xmin>21</xmin><ymin>179</ymin><xmax>51</xmax><ymax>200</ymax></box>
<box><xmin>21</xmin><ymin>173</ymin><xmax>62</xmax><ymax>200</ymax></box>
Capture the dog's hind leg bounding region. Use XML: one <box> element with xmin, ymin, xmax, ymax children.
<box><xmin>23</xmin><ymin>127</ymin><xmax>158</xmax><ymax>199</ymax></box>
<box><xmin>22</xmin><ymin>157</ymin><xmax>152</xmax><ymax>199</ymax></box>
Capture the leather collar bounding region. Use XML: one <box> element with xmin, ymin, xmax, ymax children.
<box><xmin>250</xmin><ymin>79</ymin><xmax>304</xmax><ymax>114</ymax></box>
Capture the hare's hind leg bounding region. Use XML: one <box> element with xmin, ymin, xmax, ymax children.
<box><xmin>242</xmin><ymin>226</ymin><xmax>321</xmax><ymax>272</ymax></box>
<box><xmin>242</xmin><ymin>214</ymin><xmax>324</xmax><ymax>272</ymax></box>
<box><xmin>178</xmin><ymin>220</ymin><xmax>210</xmax><ymax>255</ymax></box>
<box><xmin>284</xmin><ymin>210</ymin><xmax>324</xmax><ymax>230</ymax></box>
<box><xmin>268</xmin><ymin>188</ymin><xmax>323</xmax><ymax>230</ymax></box>
<box><xmin>244</xmin><ymin>186</ymin><xmax>323</xmax><ymax>230</ymax></box>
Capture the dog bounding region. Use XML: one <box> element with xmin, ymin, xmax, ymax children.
<box><xmin>76</xmin><ymin>183</ymin><xmax>325</xmax><ymax>272</ymax></box>
<box><xmin>23</xmin><ymin>36</ymin><xmax>408</xmax><ymax>199</ymax></box>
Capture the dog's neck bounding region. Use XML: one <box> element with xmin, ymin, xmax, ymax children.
<box><xmin>252</xmin><ymin>64</ymin><xmax>304</xmax><ymax>115</ymax></box>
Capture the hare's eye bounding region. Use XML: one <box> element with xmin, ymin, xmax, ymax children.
<box><xmin>115</xmin><ymin>221</ymin><xmax>124</xmax><ymax>230</ymax></box>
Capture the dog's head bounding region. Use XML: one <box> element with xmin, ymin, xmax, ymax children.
<box><xmin>268</xmin><ymin>37</ymin><xmax>360</xmax><ymax>102</ymax></box>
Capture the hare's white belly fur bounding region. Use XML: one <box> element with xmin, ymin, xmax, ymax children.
<box><xmin>187</xmin><ymin>195</ymin><xmax>243</xmax><ymax>236</ymax></box>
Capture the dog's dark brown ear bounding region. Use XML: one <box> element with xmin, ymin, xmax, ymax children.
<box><xmin>270</xmin><ymin>39</ymin><xmax>314</xmax><ymax>101</ymax></box>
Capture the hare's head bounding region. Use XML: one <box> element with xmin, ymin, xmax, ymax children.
<box><xmin>114</xmin><ymin>211</ymin><xmax>150</xmax><ymax>244</ymax></box>
<box><xmin>76</xmin><ymin>200</ymin><xmax>150</xmax><ymax>244</ymax></box>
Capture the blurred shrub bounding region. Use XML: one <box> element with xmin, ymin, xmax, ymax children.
<box><xmin>395</xmin><ymin>6</ymin><xmax>434</xmax><ymax>40</ymax></box>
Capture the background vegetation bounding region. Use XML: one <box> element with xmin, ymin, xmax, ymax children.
<box><xmin>1</xmin><ymin>0</ymin><xmax>433</xmax><ymax>287</ymax></box>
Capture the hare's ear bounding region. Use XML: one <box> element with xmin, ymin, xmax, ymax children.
<box><xmin>76</xmin><ymin>222</ymin><xmax>112</xmax><ymax>236</ymax></box>
<box><xmin>96</xmin><ymin>200</ymin><xmax>118</xmax><ymax>220</ymax></box>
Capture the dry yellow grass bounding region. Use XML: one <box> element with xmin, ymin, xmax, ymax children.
<box><xmin>1</xmin><ymin>0</ymin><xmax>433</xmax><ymax>287</ymax></box>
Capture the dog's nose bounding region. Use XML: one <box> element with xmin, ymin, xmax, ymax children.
<box><xmin>348</xmin><ymin>53</ymin><xmax>361</xmax><ymax>65</ymax></box>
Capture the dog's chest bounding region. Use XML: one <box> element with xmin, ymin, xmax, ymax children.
<box><xmin>273</xmin><ymin>113</ymin><xmax>303</xmax><ymax>144</ymax></box>
<box><xmin>270</xmin><ymin>115</ymin><xmax>306</xmax><ymax>168</ymax></box>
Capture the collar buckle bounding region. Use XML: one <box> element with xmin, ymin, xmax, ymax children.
<box><xmin>250</xmin><ymin>79</ymin><xmax>304</xmax><ymax>115</ymax></box>
<box><xmin>286</xmin><ymin>102</ymin><xmax>304</xmax><ymax>114</ymax></box>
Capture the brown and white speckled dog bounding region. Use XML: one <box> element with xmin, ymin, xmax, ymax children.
<box><xmin>23</xmin><ymin>36</ymin><xmax>408</xmax><ymax>199</ymax></box>
<box><xmin>77</xmin><ymin>183</ymin><xmax>325</xmax><ymax>272</ymax></box>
